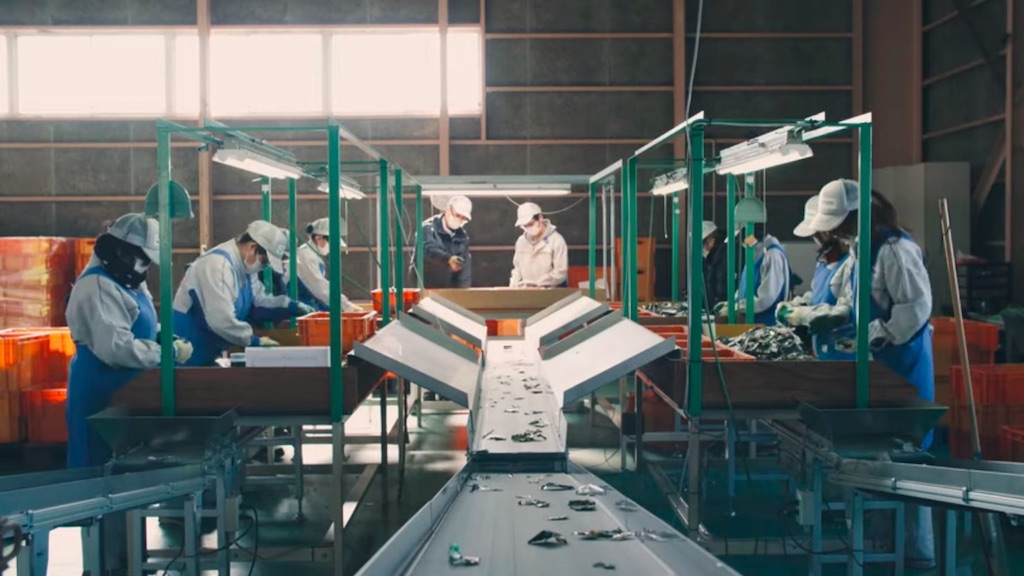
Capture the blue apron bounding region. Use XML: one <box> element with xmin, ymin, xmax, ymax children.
<box><xmin>173</xmin><ymin>248</ymin><xmax>254</xmax><ymax>367</ymax></box>
<box><xmin>738</xmin><ymin>241</ymin><xmax>790</xmax><ymax>325</ymax></box>
<box><xmin>293</xmin><ymin>256</ymin><xmax>330</xmax><ymax>312</ymax></box>
<box><xmin>811</xmin><ymin>254</ymin><xmax>856</xmax><ymax>360</ymax></box>
<box><xmin>66</xmin><ymin>267</ymin><xmax>158</xmax><ymax>468</ymax></box>
<box><xmin>856</xmin><ymin>231</ymin><xmax>935</xmax><ymax>449</ymax></box>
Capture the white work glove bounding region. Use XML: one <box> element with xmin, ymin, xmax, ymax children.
<box><xmin>258</xmin><ymin>336</ymin><xmax>280</xmax><ymax>347</ymax></box>
<box><xmin>347</xmin><ymin>303</ymin><xmax>365</xmax><ymax>312</ymax></box>
<box><xmin>295</xmin><ymin>302</ymin><xmax>315</xmax><ymax>316</ymax></box>
<box><xmin>806</xmin><ymin>303</ymin><xmax>851</xmax><ymax>334</ymax></box>
<box><xmin>790</xmin><ymin>292</ymin><xmax>812</xmax><ymax>306</ymax></box>
<box><xmin>172</xmin><ymin>339</ymin><xmax>193</xmax><ymax>364</ymax></box>
<box><xmin>448</xmin><ymin>255</ymin><xmax>465</xmax><ymax>272</ymax></box>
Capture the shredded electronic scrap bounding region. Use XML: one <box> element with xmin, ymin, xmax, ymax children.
<box><xmin>512</xmin><ymin>429</ymin><xmax>547</xmax><ymax>443</ymax></box>
<box><xmin>528</xmin><ymin>530</ymin><xmax>568</xmax><ymax>547</ymax></box>
<box><xmin>718</xmin><ymin>326</ymin><xmax>815</xmax><ymax>361</ymax></box>
<box><xmin>642</xmin><ymin>301</ymin><xmax>688</xmax><ymax>317</ymax></box>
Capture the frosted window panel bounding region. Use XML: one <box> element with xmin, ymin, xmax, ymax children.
<box><xmin>447</xmin><ymin>30</ymin><xmax>482</xmax><ymax>115</ymax></box>
<box><xmin>333</xmin><ymin>32</ymin><xmax>441</xmax><ymax>116</ymax></box>
<box><xmin>210</xmin><ymin>33</ymin><xmax>323</xmax><ymax>116</ymax></box>
<box><xmin>18</xmin><ymin>35</ymin><xmax>166</xmax><ymax>115</ymax></box>
<box><xmin>173</xmin><ymin>34</ymin><xmax>200</xmax><ymax>116</ymax></box>
<box><xmin>0</xmin><ymin>38</ymin><xmax>7</xmax><ymax>113</ymax></box>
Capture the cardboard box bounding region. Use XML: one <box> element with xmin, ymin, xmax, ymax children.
<box><xmin>244</xmin><ymin>346</ymin><xmax>330</xmax><ymax>368</ymax></box>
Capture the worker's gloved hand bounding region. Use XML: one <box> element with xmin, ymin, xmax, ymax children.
<box><xmin>295</xmin><ymin>302</ymin><xmax>315</xmax><ymax>316</ymax></box>
<box><xmin>713</xmin><ymin>301</ymin><xmax>729</xmax><ymax>317</ymax></box>
<box><xmin>807</xmin><ymin>305</ymin><xmax>850</xmax><ymax>334</ymax></box>
<box><xmin>835</xmin><ymin>338</ymin><xmax>856</xmax><ymax>353</ymax></box>
<box><xmin>172</xmin><ymin>339</ymin><xmax>193</xmax><ymax>364</ymax></box>
<box><xmin>790</xmin><ymin>292</ymin><xmax>811</xmax><ymax>307</ymax></box>
<box><xmin>347</xmin><ymin>303</ymin><xmax>365</xmax><ymax>312</ymax></box>
<box><xmin>776</xmin><ymin>302</ymin><xmax>796</xmax><ymax>326</ymax></box>
<box><xmin>258</xmin><ymin>336</ymin><xmax>280</xmax><ymax>347</ymax></box>
<box><xmin>448</xmin><ymin>255</ymin><xmax>465</xmax><ymax>272</ymax></box>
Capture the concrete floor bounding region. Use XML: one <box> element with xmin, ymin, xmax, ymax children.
<box><xmin>3</xmin><ymin>397</ymin><xmax>1024</xmax><ymax>575</ymax></box>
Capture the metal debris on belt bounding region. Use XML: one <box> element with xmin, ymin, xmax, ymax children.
<box><xmin>593</xmin><ymin>562</ymin><xmax>617</xmax><ymax>570</ymax></box>
<box><xmin>639</xmin><ymin>529</ymin><xmax>679</xmax><ymax>541</ymax></box>
<box><xmin>547</xmin><ymin>515</ymin><xmax>568</xmax><ymax>521</ymax></box>
<box><xmin>469</xmin><ymin>483</ymin><xmax>502</xmax><ymax>492</ymax></box>
<box><xmin>512</xmin><ymin>429</ymin><xmax>546</xmax><ymax>443</ymax></box>
<box><xmin>575</xmin><ymin>484</ymin><xmax>606</xmax><ymax>496</ymax></box>
<box><xmin>568</xmin><ymin>499</ymin><xmax>597</xmax><ymax>511</ymax></box>
<box><xmin>448</xmin><ymin>547</ymin><xmax>481</xmax><ymax>567</ymax></box>
<box><xmin>528</xmin><ymin>419</ymin><xmax>548</xmax><ymax>428</ymax></box>
<box><xmin>575</xmin><ymin>529</ymin><xmax>634</xmax><ymax>541</ymax></box>
<box><xmin>718</xmin><ymin>326</ymin><xmax>815</xmax><ymax>361</ymax></box>
<box><xmin>614</xmin><ymin>500</ymin><xmax>638</xmax><ymax>512</ymax></box>
<box><xmin>528</xmin><ymin>530</ymin><xmax>568</xmax><ymax>547</ymax></box>
<box><xmin>516</xmin><ymin>495</ymin><xmax>550</xmax><ymax>508</ymax></box>
<box><xmin>540</xmin><ymin>482</ymin><xmax>573</xmax><ymax>492</ymax></box>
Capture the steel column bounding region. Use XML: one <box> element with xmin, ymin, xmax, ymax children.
<box><xmin>379</xmin><ymin>159</ymin><xmax>391</xmax><ymax>325</ymax></box>
<box><xmin>588</xmin><ymin>181</ymin><xmax>597</xmax><ymax>298</ymax></box>
<box><xmin>855</xmin><ymin>123</ymin><xmax>872</xmax><ymax>408</ymax></box>
<box><xmin>260</xmin><ymin>177</ymin><xmax>273</xmax><ymax>291</ymax></box>
<box><xmin>415</xmin><ymin>184</ymin><xmax>424</xmax><ymax>286</ymax></box>
<box><xmin>726</xmin><ymin>174</ymin><xmax>737</xmax><ymax>322</ymax></box>
<box><xmin>394</xmin><ymin>169</ymin><xmax>404</xmax><ymax>317</ymax></box>
<box><xmin>288</xmin><ymin>178</ymin><xmax>299</xmax><ymax>328</ymax></box>
<box><xmin>686</xmin><ymin>125</ymin><xmax>705</xmax><ymax>415</ymax></box>
<box><xmin>156</xmin><ymin>122</ymin><xmax>175</xmax><ymax>416</ymax></box>
<box><xmin>743</xmin><ymin>174</ymin><xmax>755</xmax><ymax>325</ymax></box>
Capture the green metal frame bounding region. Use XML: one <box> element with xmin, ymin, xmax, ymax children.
<box><xmin>588</xmin><ymin>113</ymin><xmax>874</xmax><ymax>415</ymax></box>
<box><xmin>153</xmin><ymin>118</ymin><xmax>423</xmax><ymax>420</ymax></box>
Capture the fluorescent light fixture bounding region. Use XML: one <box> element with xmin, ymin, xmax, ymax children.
<box><xmin>317</xmin><ymin>177</ymin><xmax>366</xmax><ymax>200</ymax></box>
<box><xmin>716</xmin><ymin>142</ymin><xmax>813</xmax><ymax>175</ymax></box>
<box><xmin>213</xmin><ymin>147</ymin><xmax>304</xmax><ymax>180</ymax></box>
<box><xmin>802</xmin><ymin>112</ymin><xmax>873</xmax><ymax>142</ymax></box>
<box><xmin>421</xmin><ymin>183</ymin><xmax>571</xmax><ymax>197</ymax></box>
<box><xmin>650</xmin><ymin>167</ymin><xmax>689</xmax><ymax>196</ymax></box>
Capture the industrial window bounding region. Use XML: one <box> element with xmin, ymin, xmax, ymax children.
<box><xmin>209</xmin><ymin>33</ymin><xmax>324</xmax><ymax>117</ymax></box>
<box><xmin>171</xmin><ymin>34</ymin><xmax>201</xmax><ymax>117</ymax></box>
<box><xmin>17</xmin><ymin>34</ymin><xmax>168</xmax><ymax>115</ymax></box>
<box><xmin>446</xmin><ymin>30</ymin><xmax>482</xmax><ymax>115</ymax></box>
<box><xmin>0</xmin><ymin>37</ymin><xmax>8</xmax><ymax>114</ymax></box>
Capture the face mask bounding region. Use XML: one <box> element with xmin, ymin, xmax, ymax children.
<box><xmin>243</xmin><ymin>247</ymin><xmax>266</xmax><ymax>274</ymax></box>
<box><xmin>133</xmin><ymin>258</ymin><xmax>150</xmax><ymax>275</ymax></box>
<box><xmin>702</xmin><ymin>248</ymin><xmax>710</xmax><ymax>259</ymax></box>
<box><xmin>524</xmin><ymin>222</ymin><xmax>543</xmax><ymax>237</ymax></box>
<box><xmin>445</xmin><ymin>214</ymin><xmax>464</xmax><ymax>230</ymax></box>
<box><xmin>313</xmin><ymin>239</ymin><xmax>329</xmax><ymax>257</ymax></box>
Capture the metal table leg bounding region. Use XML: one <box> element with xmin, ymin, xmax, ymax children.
<box><xmin>847</xmin><ymin>491</ymin><xmax>865</xmax><ymax>576</ymax></box>
<box><xmin>398</xmin><ymin>378</ymin><xmax>407</xmax><ymax>501</ymax></box>
<box><xmin>127</xmin><ymin>509</ymin><xmax>144</xmax><ymax>575</ymax></box>
<box><xmin>16</xmin><ymin>529</ymin><xmax>48</xmax><ymax>576</ymax></box>
<box><xmin>331</xmin><ymin>421</ymin><xmax>345</xmax><ymax>576</ymax></box>
<box><xmin>216</xmin><ymin>475</ymin><xmax>230</xmax><ymax>576</ymax></box>
<box><xmin>292</xmin><ymin>425</ymin><xmax>305</xmax><ymax>522</ymax></box>
<box><xmin>416</xmin><ymin>384</ymin><xmax>423</xmax><ymax>428</ymax></box>
<box><xmin>943</xmin><ymin>509</ymin><xmax>957</xmax><ymax>576</ymax></box>
<box><xmin>183</xmin><ymin>492</ymin><xmax>200</xmax><ymax>576</ymax></box>
<box><xmin>379</xmin><ymin>385</ymin><xmax>390</xmax><ymax>505</ymax></box>
<box><xmin>686</xmin><ymin>418</ymin><xmax>702</xmax><ymax>530</ymax></box>
<box><xmin>618</xmin><ymin>376</ymin><xmax>627</xmax><ymax>471</ymax></box>
<box><xmin>81</xmin><ymin>521</ymin><xmax>101</xmax><ymax>575</ymax></box>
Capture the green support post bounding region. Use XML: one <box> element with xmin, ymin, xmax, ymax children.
<box><xmin>415</xmin><ymin>185</ymin><xmax>424</xmax><ymax>284</ymax></box>
<box><xmin>686</xmin><ymin>125</ymin><xmax>706</xmax><ymax>416</ymax></box>
<box><xmin>588</xmin><ymin>182</ymin><xmax>597</xmax><ymax>299</ymax></box>
<box><xmin>327</xmin><ymin>124</ymin><xmax>344</xmax><ymax>423</ymax></box>
<box><xmin>624</xmin><ymin>157</ymin><xmax>639</xmax><ymax>320</ymax></box>
<box><xmin>620</xmin><ymin>168</ymin><xmax>629</xmax><ymax>316</ymax></box>
<box><xmin>726</xmin><ymin>175</ymin><xmax>737</xmax><ymax>323</ymax></box>
<box><xmin>671</xmin><ymin>187</ymin><xmax>680</xmax><ymax>303</ymax></box>
<box><xmin>743</xmin><ymin>174</ymin><xmax>756</xmax><ymax>324</ymax></box>
<box><xmin>394</xmin><ymin>169</ymin><xmax>404</xmax><ymax>318</ymax></box>
<box><xmin>156</xmin><ymin>123</ymin><xmax>175</xmax><ymax>416</ymax></box>
<box><xmin>378</xmin><ymin>159</ymin><xmax>391</xmax><ymax>326</ymax></box>
<box><xmin>856</xmin><ymin>123</ymin><xmax>873</xmax><ymax>408</ymax></box>
<box><xmin>260</xmin><ymin>177</ymin><xmax>273</xmax><ymax>291</ymax></box>
<box><xmin>288</xmin><ymin>178</ymin><xmax>298</xmax><ymax>329</ymax></box>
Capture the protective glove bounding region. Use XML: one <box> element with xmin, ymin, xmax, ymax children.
<box><xmin>295</xmin><ymin>302</ymin><xmax>315</xmax><ymax>316</ymax></box>
<box><xmin>806</xmin><ymin>304</ymin><xmax>850</xmax><ymax>334</ymax></box>
<box><xmin>448</xmin><ymin>255</ymin><xmax>465</xmax><ymax>271</ymax></box>
<box><xmin>258</xmin><ymin>336</ymin><xmax>280</xmax><ymax>347</ymax></box>
<box><xmin>713</xmin><ymin>301</ymin><xmax>729</xmax><ymax>317</ymax></box>
<box><xmin>790</xmin><ymin>292</ymin><xmax>811</xmax><ymax>307</ymax></box>
<box><xmin>776</xmin><ymin>302</ymin><xmax>796</xmax><ymax>326</ymax></box>
<box><xmin>172</xmin><ymin>339</ymin><xmax>193</xmax><ymax>364</ymax></box>
<box><xmin>835</xmin><ymin>338</ymin><xmax>856</xmax><ymax>353</ymax></box>
<box><xmin>347</xmin><ymin>303</ymin><xmax>365</xmax><ymax>312</ymax></box>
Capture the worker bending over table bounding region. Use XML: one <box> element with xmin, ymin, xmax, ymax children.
<box><xmin>509</xmin><ymin>202</ymin><xmax>568</xmax><ymax>288</ymax></box>
<box><xmin>283</xmin><ymin>217</ymin><xmax>362</xmax><ymax>312</ymax></box>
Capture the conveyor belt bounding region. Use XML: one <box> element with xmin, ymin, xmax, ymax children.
<box><xmin>356</xmin><ymin>464</ymin><xmax>740</xmax><ymax>576</ymax></box>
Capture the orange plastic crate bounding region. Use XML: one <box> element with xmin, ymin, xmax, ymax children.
<box><xmin>73</xmin><ymin>238</ymin><xmax>97</xmax><ymax>277</ymax></box>
<box><xmin>1000</xmin><ymin>426</ymin><xmax>1024</xmax><ymax>462</ymax></box>
<box><xmin>932</xmin><ymin>317</ymin><xmax>999</xmax><ymax>370</ymax></box>
<box><xmin>951</xmin><ymin>364</ymin><xmax>1024</xmax><ymax>405</ymax></box>
<box><xmin>22</xmin><ymin>388</ymin><xmax>68</xmax><ymax>444</ymax></box>
<box><xmin>371</xmin><ymin>289</ymin><xmax>422</xmax><ymax>315</ymax></box>
<box><xmin>0</xmin><ymin>334</ymin><xmax>49</xmax><ymax>391</ymax></box>
<box><xmin>1</xmin><ymin>328</ymin><xmax>74</xmax><ymax>385</ymax></box>
<box><xmin>0</xmin><ymin>390</ymin><xmax>22</xmax><ymax>443</ymax></box>
<box><xmin>298</xmin><ymin>311</ymin><xmax>377</xmax><ymax>352</ymax></box>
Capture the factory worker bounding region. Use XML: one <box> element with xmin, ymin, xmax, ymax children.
<box><xmin>717</xmin><ymin>225</ymin><xmax>791</xmax><ymax>325</ymax></box>
<box><xmin>66</xmin><ymin>213</ymin><xmax>193</xmax><ymax>468</ymax></box>
<box><xmin>173</xmin><ymin>220</ymin><xmax>315</xmax><ymax>366</ymax></box>
<box><xmin>701</xmin><ymin>221</ymin><xmax>728</xmax><ymax>308</ymax></box>
<box><xmin>823</xmin><ymin>182</ymin><xmax>936</xmax><ymax>568</ymax></box>
<box><xmin>417</xmin><ymin>195</ymin><xmax>473</xmax><ymax>289</ymax></box>
<box><xmin>777</xmin><ymin>193</ymin><xmax>856</xmax><ymax>360</ymax></box>
<box><xmin>283</xmin><ymin>217</ymin><xmax>362</xmax><ymax>312</ymax></box>
<box><xmin>509</xmin><ymin>202</ymin><xmax>569</xmax><ymax>288</ymax></box>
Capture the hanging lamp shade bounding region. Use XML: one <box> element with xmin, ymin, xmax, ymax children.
<box><xmin>145</xmin><ymin>180</ymin><xmax>195</xmax><ymax>220</ymax></box>
<box><xmin>734</xmin><ymin>196</ymin><xmax>766</xmax><ymax>226</ymax></box>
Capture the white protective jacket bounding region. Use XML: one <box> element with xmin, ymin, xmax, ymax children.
<box><xmin>66</xmin><ymin>255</ymin><xmax>161</xmax><ymax>369</ymax></box>
<box><xmin>172</xmin><ymin>239</ymin><xmax>293</xmax><ymax>347</ymax></box>
<box><xmin>869</xmin><ymin>236</ymin><xmax>932</xmax><ymax>346</ymax></box>
<box><xmin>510</xmin><ymin>222</ymin><xmax>568</xmax><ymax>288</ymax></box>
<box><xmin>283</xmin><ymin>242</ymin><xmax>359</xmax><ymax>311</ymax></box>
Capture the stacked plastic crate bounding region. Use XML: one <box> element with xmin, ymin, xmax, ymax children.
<box><xmin>0</xmin><ymin>328</ymin><xmax>74</xmax><ymax>444</ymax></box>
<box><xmin>931</xmin><ymin>318</ymin><xmax>999</xmax><ymax>429</ymax></box>
<box><xmin>0</xmin><ymin>237</ymin><xmax>77</xmax><ymax>329</ymax></box>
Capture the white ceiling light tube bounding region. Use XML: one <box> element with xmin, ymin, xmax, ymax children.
<box><xmin>715</xmin><ymin>135</ymin><xmax>813</xmax><ymax>176</ymax></box>
<box><xmin>420</xmin><ymin>183</ymin><xmax>571</xmax><ymax>197</ymax></box>
<box><xmin>650</xmin><ymin>167</ymin><xmax>689</xmax><ymax>196</ymax></box>
<box><xmin>212</xmin><ymin>147</ymin><xmax>305</xmax><ymax>180</ymax></box>
<box><xmin>317</xmin><ymin>177</ymin><xmax>366</xmax><ymax>200</ymax></box>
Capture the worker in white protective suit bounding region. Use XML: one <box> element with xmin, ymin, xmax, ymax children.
<box><xmin>283</xmin><ymin>217</ymin><xmax>362</xmax><ymax>312</ymax></box>
<box><xmin>814</xmin><ymin>181</ymin><xmax>937</xmax><ymax>569</ymax></box>
<box><xmin>776</xmin><ymin>191</ymin><xmax>856</xmax><ymax>360</ymax></box>
<box><xmin>173</xmin><ymin>220</ymin><xmax>314</xmax><ymax>366</ymax></box>
<box><xmin>66</xmin><ymin>214</ymin><xmax>194</xmax><ymax>574</ymax></box>
<box><xmin>509</xmin><ymin>202</ymin><xmax>569</xmax><ymax>288</ymax></box>
<box><xmin>715</xmin><ymin>225</ymin><xmax>791</xmax><ymax>325</ymax></box>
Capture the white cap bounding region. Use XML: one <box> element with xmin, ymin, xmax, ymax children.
<box><xmin>809</xmin><ymin>179</ymin><xmax>859</xmax><ymax>233</ymax></box>
<box><xmin>246</xmin><ymin>220</ymin><xmax>288</xmax><ymax>274</ymax></box>
<box><xmin>515</xmin><ymin>202</ymin><xmax>543</xmax><ymax>228</ymax></box>
<box><xmin>306</xmin><ymin>217</ymin><xmax>347</xmax><ymax>247</ymax></box>
<box><xmin>793</xmin><ymin>196</ymin><xmax>819</xmax><ymax>237</ymax></box>
<box><xmin>701</xmin><ymin>221</ymin><xmax>717</xmax><ymax>241</ymax></box>
<box><xmin>108</xmin><ymin>213</ymin><xmax>160</xmax><ymax>264</ymax></box>
<box><xmin>447</xmin><ymin>195</ymin><xmax>473</xmax><ymax>221</ymax></box>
